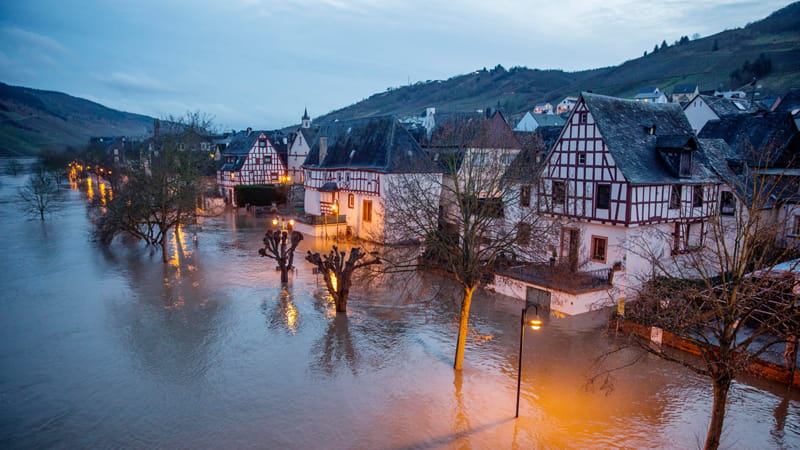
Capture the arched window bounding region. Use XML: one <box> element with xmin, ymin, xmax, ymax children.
<box><xmin>348</xmin><ymin>194</ymin><xmax>354</xmax><ymax>208</ymax></box>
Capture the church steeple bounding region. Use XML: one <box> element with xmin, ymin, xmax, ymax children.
<box><xmin>301</xmin><ymin>107</ymin><xmax>310</xmax><ymax>129</ymax></box>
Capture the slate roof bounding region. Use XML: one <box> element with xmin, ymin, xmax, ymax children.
<box><xmin>698</xmin><ymin>111</ymin><xmax>800</xmax><ymax>168</ymax></box>
<box><xmin>422</xmin><ymin>111</ymin><xmax>520</xmax><ymax>150</ymax></box>
<box><xmin>531</xmin><ymin>113</ymin><xmax>565</xmax><ymax>127</ymax></box>
<box><xmin>636</xmin><ymin>86</ymin><xmax>659</xmax><ymax>95</ymax></box>
<box><xmin>508</xmin><ymin>126</ymin><xmax>564</xmax><ymax>182</ymax></box>
<box><xmin>696</xmin><ymin>95</ymin><xmax>761</xmax><ymax>117</ymax></box>
<box><xmin>672</xmin><ymin>84</ymin><xmax>697</xmax><ymax>95</ymax></box>
<box><xmin>303</xmin><ymin>116</ymin><xmax>440</xmax><ymax>174</ymax></box>
<box><xmin>773</xmin><ymin>88</ymin><xmax>800</xmax><ymax>113</ymax></box>
<box><xmin>581</xmin><ymin>92</ymin><xmax>718</xmax><ymax>184</ymax></box>
<box><xmin>218</xmin><ymin>129</ymin><xmax>289</xmax><ymax>171</ymax></box>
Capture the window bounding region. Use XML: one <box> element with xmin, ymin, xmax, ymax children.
<box><xmin>259</xmin><ymin>140</ymin><xmax>266</xmax><ymax>147</ymax></box>
<box><xmin>669</xmin><ymin>185</ymin><xmax>682</xmax><ymax>209</ymax></box>
<box><xmin>693</xmin><ymin>185</ymin><xmax>703</xmax><ymax>207</ymax></box>
<box><xmin>348</xmin><ymin>194</ymin><xmax>354</xmax><ymax>209</ymax></box>
<box><xmin>264</xmin><ymin>155</ymin><xmax>272</xmax><ymax>164</ymax></box>
<box><xmin>578</xmin><ymin>152</ymin><xmax>586</xmax><ymax>165</ymax></box>
<box><xmin>516</xmin><ymin>223</ymin><xmax>532</xmax><ymax>245</ymax></box>
<box><xmin>520</xmin><ymin>186</ymin><xmax>531</xmax><ymax>207</ymax></box>
<box><xmin>792</xmin><ymin>216</ymin><xmax>800</xmax><ymax>236</ymax></box>
<box><xmin>362</xmin><ymin>200</ymin><xmax>373</xmax><ymax>222</ymax></box>
<box><xmin>578</xmin><ymin>112</ymin><xmax>588</xmax><ymax>124</ymax></box>
<box><xmin>720</xmin><ymin>191</ymin><xmax>735</xmax><ymax>215</ymax></box>
<box><xmin>596</xmin><ymin>184</ymin><xmax>611</xmax><ymax>209</ymax></box>
<box><xmin>552</xmin><ymin>181</ymin><xmax>566</xmax><ymax>206</ymax></box>
<box><xmin>591</xmin><ymin>236</ymin><xmax>607</xmax><ymax>263</ymax></box>
<box><xmin>345</xmin><ymin>173</ymin><xmax>350</xmax><ymax>182</ymax></box>
<box><xmin>230</xmin><ymin>172</ymin><xmax>235</xmax><ymax>181</ymax></box>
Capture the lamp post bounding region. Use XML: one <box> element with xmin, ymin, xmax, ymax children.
<box><xmin>272</xmin><ymin>215</ymin><xmax>294</xmax><ymax>233</ymax></box>
<box><xmin>515</xmin><ymin>303</ymin><xmax>543</xmax><ymax>418</ymax></box>
<box><xmin>332</xmin><ymin>202</ymin><xmax>339</xmax><ymax>241</ymax></box>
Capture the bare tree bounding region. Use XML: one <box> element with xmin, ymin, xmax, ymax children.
<box><xmin>93</xmin><ymin>113</ymin><xmax>214</xmax><ymax>262</ymax></box>
<box><xmin>18</xmin><ymin>169</ymin><xmax>61</xmax><ymax>220</ymax></box>
<box><xmin>385</xmin><ymin>112</ymin><xmax>553</xmax><ymax>370</ymax></box>
<box><xmin>305</xmin><ymin>246</ymin><xmax>381</xmax><ymax>313</ymax></box>
<box><xmin>259</xmin><ymin>229</ymin><xmax>303</xmax><ymax>283</ymax></box>
<box><xmin>622</xmin><ymin>141</ymin><xmax>800</xmax><ymax>450</ymax></box>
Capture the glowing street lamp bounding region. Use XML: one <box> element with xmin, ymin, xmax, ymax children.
<box><xmin>331</xmin><ymin>203</ymin><xmax>339</xmax><ymax>241</ymax></box>
<box><xmin>516</xmin><ymin>302</ymin><xmax>543</xmax><ymax>418</ymax></box>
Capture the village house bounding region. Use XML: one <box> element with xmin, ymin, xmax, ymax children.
<box><xmin>491</xmin><ymin>92</ymin><xmax>723</xmax><ymax>315</ymax></box>
<box><xmin>513</xmin><ymin>111</ymin><xmax>566</xmax><ymax>132</ymax></box>
<box><xmin>556</xmin><ymin>96</ymin><xmax>578</xmax><ymax>115</ymax></box>
<box><xmin>683</xmin><ymin>94</ymin><xmax>764</xmax><ymax>134</ymax></box>
<box><xmin>301</xmin><ymin>116</ymin><xmax>442</xmax><ymax>242</ymax></box>
<box><xmin>671</xmin><ymin>84</ymin><xmax>699</xmax><ymax>103</ymax></box>
<box><xmin>216</xmin><ymin>128</ymin><xmax>290</xmax><ymax>206</ymax></box>
<box><xmin>533</xmin><ymin>102</ymin><xmax>554</xmax><ymax>114</ymax></box>
<box><xmin>633</xmin><ymin>86</ymin><xmax>668</xmax><ymax>103</ymax></box>
<box><xmin>286</xmin><ymin>108</ymin><xmax>317</xmax><ymax>184</ymax></box>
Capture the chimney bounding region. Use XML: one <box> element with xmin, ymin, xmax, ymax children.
<box><xmin>246</xmin><ymin>127</ymin><xmax>252</xmax><ymax>136</ymax></box>
<box><xmin>319</xmin><ymin>137</ymin><xmax>328</xmax><ymax>165</ymax></box>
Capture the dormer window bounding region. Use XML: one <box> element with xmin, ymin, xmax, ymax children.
<box><xmin>679</xmin><ymin>151</ymin><xmax>692</xmax><ymax>177</ymax></box>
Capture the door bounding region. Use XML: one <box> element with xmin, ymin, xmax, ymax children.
<box><xmin>561</xmin><ymin>228</ymin><xmax>579</xmax><ymax>271</ymax></box>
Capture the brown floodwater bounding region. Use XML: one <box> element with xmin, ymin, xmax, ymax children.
<box><xmin>0</xmin><ymin>165</ymin><xmax>798</xmax><ymax>449</ymax></box>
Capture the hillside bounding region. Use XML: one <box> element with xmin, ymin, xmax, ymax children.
<box><xmin>0</xmin><ymin>82</ymin><xmax>154</xmax><ymax>156</ymax></box>
<box><xmin>317</xmin><ymin>2</ymin><xmax>800</xmax><ymax>122</ymax></box>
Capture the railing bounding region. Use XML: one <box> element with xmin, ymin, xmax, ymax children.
<box><xmin>296</xmin><ymin>213</ymin><xmax>346</xmax><ymax>225</ymax></box>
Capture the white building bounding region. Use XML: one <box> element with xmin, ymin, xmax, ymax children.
<box><xmin>683</xmin><ymin>94</ymin><xmax>760</xmax><ymax>134</ymax></box>
<box><xmin>286</xmin><ymin>108</ymin><xmax>316</xmax><ymax>184</ymax></box>
<box><xmin>492</xmin><ymin>92</ymin><xmax>723</xmax><ymax>315</ymax></box>
<box><xmin>302</xmin><ymin>116</ymin><xmax>442</xmax><ymax>243</ymax></box>
<box><xmin>514</xmin><ymin>112</ymin><xmax>566</xmax><ymax>132</ymax></box>
<box><xmin>633</xmin><ymin>87</ymin><xmax>668</xmax><ymax>104</ymax></box>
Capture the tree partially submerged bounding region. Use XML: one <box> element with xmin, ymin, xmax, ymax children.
<box><xmin>18</xmin><ymin>168</ymin><xmax>61</xmax><ymax>220</ymax></box>
<box><xmin>622</xmin><ymin>139</ymin><xmax>800</xmax><ymax>450</ymax></box>
<box><xmin>385</xmin><ymin>112</ymin><xmax>553</xmax><ymax>370</ymax></box>
<box><xmin>93</xmin><ymin>113</ymin><xmax>214</xmax><ymax>262</ymax></box>
<box><xmin>306</xmin><ymin>246</ymin><xmax>381</xmax><ymax>313</ymax></box>
<box><xmin>259</xmin><ymin>229</ymin><xmax>303</xmax><ymax>283</ymax></box>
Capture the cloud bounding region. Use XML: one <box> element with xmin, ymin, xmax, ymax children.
<box><xmin>94</xmin><ymin>72</ymin><xmax>175</xmax><ymax>96</ymax></box>
<box><xmin>0</xmin><ymin>26</ymin><xmax>66</xmax><ymax>55</ymax></box>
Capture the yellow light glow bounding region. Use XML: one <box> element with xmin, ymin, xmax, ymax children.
<box><xmin>286</xmin><ymin>301</ymin><xmax>298</xmax><ymax>331</ymax></box>
<box><xmin>288</xmin><ymin>219</ymin><xmax>294</xmax><ymax>227</ymax></box>
<box><xmin>529</xmin><ymin>318</ymin><xmax>543</xmax><ymax>331</ymax></box>
<box><xmin>330</xmin><ymin>271</ymin><xmax>338</xmax><ymax>291</ymax></box>
<box><xmin>272</xmin><ymin>219</ymin><xmax>278</xmax><ymax>226</ymax></box>
<box><xmin>86</xmin><ymin>177</ymin><xmax>94</xmax><ymax>199</ymax></box>
<box><xmin>99</xmin><ymin>181</ymin><xmax>107</xmax><ymax>206</ymax></box>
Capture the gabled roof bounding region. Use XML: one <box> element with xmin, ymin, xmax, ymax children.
<box><xmin>698</xmin><ymin>111</ymin><xmax>800</xmax><ymax>168</ymax></box>
<box><xmin>531</xmin><ymin>113</ymin><xmax>566</xmax><ymax>127</ymax></box>
<box><xmin>581</xmin><ymin>92</ymin><xmax>717</xmax><ymax>184</ymax></box>
<box><xmin>694</xmin><ymin>95</ymin><xmax>761</xmax><ymax>117</ymax></box>
<box><xmin>508</xmin><ymin>126</ymin><xmax>564</xmax><ymax>182</ymax></box>
<box><xmin>303</xmin><ymin>116</ymin><xmax>440</xmax><ymax>174</ymax></box>
<box><xmin>422</xmin><ymin>111</ymin><xmax>520</xmax><ymax>150</ymax></box>
<box><xmin>636</xmin><ymin>86</ymin><xmax>659</xmax><ymax>95</ymax></box>
<box><xmin>218</xmin><ymin>129</ymin><xmax>289</xmax><ymax>171</ymax></box>
<box><xmin>672</xmin><ymin>84</ymin><xmax>697</xmax><ymax>94</ymax></box>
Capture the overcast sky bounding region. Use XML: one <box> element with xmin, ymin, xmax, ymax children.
<box><xmin>0</xmin><ymin>0</ymin><xmax>793</xmax><ymax>131</ymax></box>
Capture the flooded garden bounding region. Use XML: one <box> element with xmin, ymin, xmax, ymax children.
<box><xmin>1</xmin><ymin>164</ymin><xmax>798</xmax><ymax>448</ymax></box>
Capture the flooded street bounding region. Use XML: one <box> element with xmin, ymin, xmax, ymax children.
<box><xmin>1</xmin><ymin>166</ymin><xmax>798</xmax><ymax>449</ymax></box>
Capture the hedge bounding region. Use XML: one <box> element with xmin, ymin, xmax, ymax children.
<box><xmin>234</xmin><ymin>184</ymin><xmax>288</xmax><ymax>206</ymax></box>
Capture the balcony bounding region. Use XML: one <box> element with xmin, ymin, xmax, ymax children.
<box><xmin>495</xmin><ymin>262</ymin><xmax>614</xmax><ymax>294</ymax></box>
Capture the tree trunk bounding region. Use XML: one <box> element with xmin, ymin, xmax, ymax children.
<box><xmin>705</xmin><ymin>375</ymin><xmax>732</xmax><ymax>450</ymax></box>
<box><xmin>161</xmin><ymin>233</ymin><xmax>169</xmax><ymax>263</ymax></box>
<box><xmin>335</xmin><ymin>294</ymin><xmax>347</xmax><ymax>313</ymax></box>
<box><xmin>454</xmin><ymin>284</ymin><xmax>476</xmax><ymax>371</ymax></box>
<box><xmin>280</xmin><ymin>264</ymin><xmax>289</xmax><ymax>283</ymax></box>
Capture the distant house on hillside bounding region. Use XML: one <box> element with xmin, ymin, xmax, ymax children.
<box><xmin>533</xmin><ymin>102</ymin><xmax>553</xmax><ymax>114</ymax></box>
<box><xmin>671</xmin><ymin>84</ymin><xmax>699</xmax><ymax>103</ymax></box>
<box><xmin>683</xmin><ymin>94</ymin><xmax>764</xmax><ymax>134</ymax></box>
<box><xmin>89</xmin><ymin>136</ymin><xmax>133</xmax><ymax>167</ymax></box>
<box><xmin>216</xmin><ymin>129</ymin><xmax>289</xmax><ymax>206</ymax></box>
<box><xmin>633</xmin><ymin>86</ymin><xmax>668</xmax><ymax>103</ymax></box>
<box><xmin>514</xmin><ymin>112</ymin><xmax>566</xmax><ymax>131</ymax></box>
<box><xmin>556</xmin><ymin>96</ymin><xmax>578</xmax><ymax>114</ymax></box>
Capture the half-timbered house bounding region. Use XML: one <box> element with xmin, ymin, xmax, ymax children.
<box><xmin>492</xmin><ymin>93</ymin><xmax>723</xmax><ymax>315</ymax></box>
<box><xmin>216</xmin><ymin>129</ymin><xmax>289</xmax><ymax>206</ymax></box>
<box><xmin>302</xmin><ymin>116</ymin><xmax>442</xmax><ymax>242</ymax></box>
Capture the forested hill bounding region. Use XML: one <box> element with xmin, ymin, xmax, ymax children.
<box><xmin>0</xmin><ymin>82</ymin><xmax>154</xmax><ymax>156</ymax></box>
<box><xmin>317</xmin><ymin>2</ymin><xmax>800</xmax><ymax>122</ymax></box>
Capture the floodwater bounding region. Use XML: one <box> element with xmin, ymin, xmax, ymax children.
<box><xmin>1</xmin><ymin>162</ymin><xmax>798</xmax><ymax>449</ymax></box>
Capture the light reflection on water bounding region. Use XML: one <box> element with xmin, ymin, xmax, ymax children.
<box><xmin>0</xmin><ymin>163</ymin><xmax>798</xmax><ymax>449</ymax></box>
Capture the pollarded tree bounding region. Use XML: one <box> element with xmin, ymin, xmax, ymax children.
<box><xmin>623</xmin><ymin>138</ymin><xmax>800</xmax><ymax>450</ymax></box>
<box><xmin>385</xmin><ymin>111</ymin><xmax>554</xmax><ymax>370</ymax></box>
<box><xmin>306</xmin><ymin>246</ymin><xmax>381</xmax><ymax>313</ymax></box>
<box><xmin>259</xmin><ymin>229</ymin><xmax>303</xmax><ymax>283</ymax></box>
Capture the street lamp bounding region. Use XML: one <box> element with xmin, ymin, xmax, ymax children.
<box><xmin>331</xmin><ymin>203</ymin><xmax>339</xmax><ymax>241</ymax></box>
<box><xmin>272</xmin><ymin>216</ymin><xmax>294</xmax><ymax>232</ymax></box>
<box><xmin>516</xmin><ymin>303</ymin><xmax>543</xmax><ymax>418</ymax></box>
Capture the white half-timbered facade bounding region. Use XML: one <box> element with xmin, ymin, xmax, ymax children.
<box><xmin>302</xmin><ymin>116</ymin><xmax>442</xmax><ymax>242</ymax></box>
<box><xmin>502</xmin><ymin>93</ymin><xmax>723</xmax><ymax>315</ymax></box>
<box><xmin>216</xmin><ymin>129</ymin><xmax>289</xmax><ymax>206</ymax></box>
